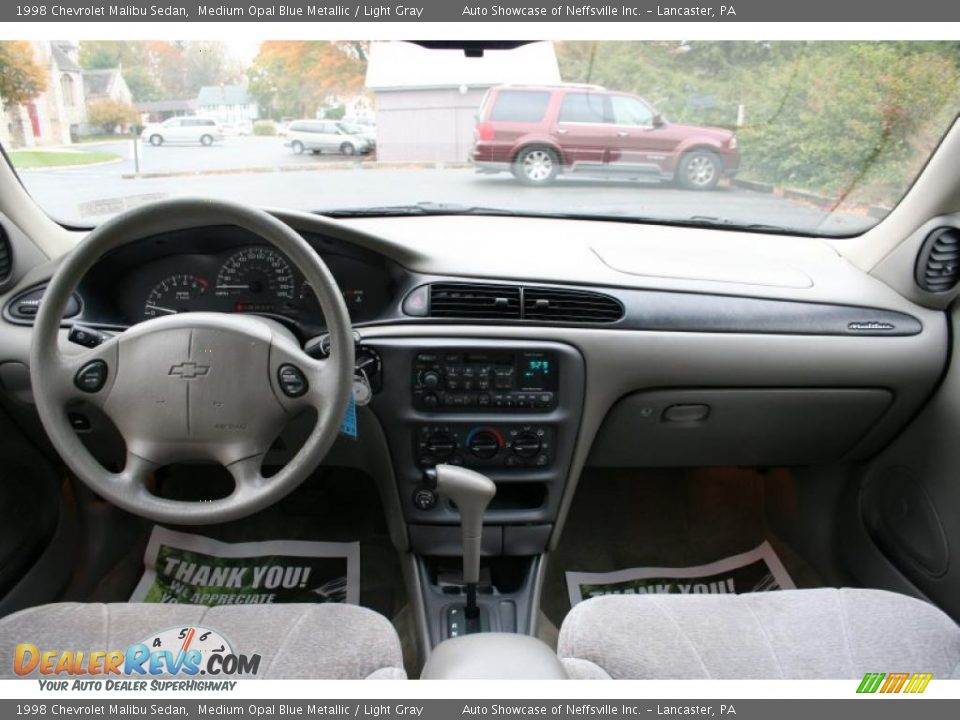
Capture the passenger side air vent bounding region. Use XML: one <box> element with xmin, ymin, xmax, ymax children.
<box><xmin>523</xmin><ymin>287</ymin><xmax>624</xmax><ymax>323</ymax></box>
<box><xmin>916</xmin><ymin>227</ymin><xmax>960</xmax><ymax>293</ymax></box>
<box><xmin>0</xmin><ymin>224</ymin><xmax>11</xmax><ymax>287</ymax></box>
<box><xmin>429</xmin><ymin>283</ymin><xmax>522</xmax><ymax>319</ymax></box>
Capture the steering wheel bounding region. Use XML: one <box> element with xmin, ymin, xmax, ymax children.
<box><xmin>29</xmin><ymin>199</ymin><xmax>355</xmax><ymax>525</ymax></box>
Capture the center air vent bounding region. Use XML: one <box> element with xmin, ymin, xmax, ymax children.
<box><xmin>429</xmin><ymin>283</ymin><xmax>521</xmax><ymax>319</ymax></box>
<box><xmin>916</xmin><ymin>227</ymin><xmax>960</xmax><ymax>293</ymax></box>
<box><xmin>422</xmin><ymin>282</ymin><xmax>624</xmax><ymax>323</ymax></box>
<box><xmin>523</xmin><ymin>287</ymin><xmax>624</xmax><ymax>323</ymax></box>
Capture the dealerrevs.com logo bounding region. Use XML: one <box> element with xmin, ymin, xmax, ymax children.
<box><xmin>13</xmin><ymin>625</ymin><xmax>260</xmax><ymax>687</ymax></box>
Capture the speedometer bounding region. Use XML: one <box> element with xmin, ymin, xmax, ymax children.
<box><xmin>144</xmin><ymin>274</ymin><xmax>209</xmax><ymax>318</ymax></box>
<box><xmin>215</xmin><ymin>247</ymin><xmax>296</xmax><ymax>313</ymax></box>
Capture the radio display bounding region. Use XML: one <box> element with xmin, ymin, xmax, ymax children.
<box><xmin>518</xmin><ymin>352</ymin><xmax>557</xmax><ymax>392</ymax></box>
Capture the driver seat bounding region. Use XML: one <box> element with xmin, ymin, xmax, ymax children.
<box><xmin>0</xmin><ymin>602</ymin><xmax>406</xmax><ymax>679</ymax></box>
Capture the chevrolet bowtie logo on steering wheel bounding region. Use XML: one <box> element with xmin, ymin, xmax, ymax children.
<box><xmin>169</xmin><ymin>362</ymin><xmax>211</xmax><ymax>379</ymax></box>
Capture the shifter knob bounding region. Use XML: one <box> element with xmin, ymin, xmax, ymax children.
<box><xmin>428</xmin><ymin>464</ymin><xmax>496</xmax><ymax>585</ymax></box>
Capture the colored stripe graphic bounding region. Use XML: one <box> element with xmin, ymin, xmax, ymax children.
<box><xmin>904</xmin><ymin>673</ymin><xmax>933</xmax><ymax>693</ymax></box>
<box><xmin>857</xmin><ymin>672</ymin><xmax>932</xmax><ymax>694</ymax></box>
<box><xmin>857</xmin><ymin>673</ymin><xmax>885</xmax><ymax>693</ymax></box>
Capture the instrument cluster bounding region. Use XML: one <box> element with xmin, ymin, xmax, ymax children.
<box><xmin>77</xmin><ymin>231</ymin><xmax>396</xmax><ymax>334</ymax></box>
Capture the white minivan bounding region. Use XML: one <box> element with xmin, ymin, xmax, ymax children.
<box><xmin>141</xmin><ymin>116</ymin><xmax>224</xmax><ymax>147</ymax></box>
<box><xmin>284</xmin><ymin>120</ymin><xmax>372</xmax><ymax>156</ymax></box>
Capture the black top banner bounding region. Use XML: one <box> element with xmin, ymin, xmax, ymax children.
<box><xmin>5</xmin><ymin>0</ymin><xmax>960</xmax><ymax>23</ymax></box>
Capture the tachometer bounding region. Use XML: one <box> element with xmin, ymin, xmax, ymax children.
<box><xmin>215</xmin><ymin>247</ymin><xmax>296</xmax><ymax>313</ymax></box>
<box><xmin>144</xmin><ymin>274</ymin><xmax>209</xmax><ymax>318</ymax></box>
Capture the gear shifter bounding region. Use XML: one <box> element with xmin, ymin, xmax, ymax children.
<box><xmin>423</xmin><ymin>464</ymin><xmax>496</xmax><ymax>622</ymax></box>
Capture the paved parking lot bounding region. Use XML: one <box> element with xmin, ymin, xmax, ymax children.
<box><xmin>96</xmin><ymin>135</ymin><xmax>346</xmax><ymax>175</ymax></box>
<box><xmin>15</xmin><ymin>136</ymin><xmax>870</xmax><ymax>235</ymax></box>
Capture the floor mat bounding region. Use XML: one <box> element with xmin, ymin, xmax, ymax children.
<box><xmin>130</xmin><ymin>526</ymin><xmax>360</xmax><ymax>605</ymax></box>
<box><xmin>87</xmin><ymin>467</ymin><xmax>406</xmax><ymax>621</ymax></box>
<box><xmin>542</xmin><ymin>467</ymin><xmax>825</xmax><ymax>627</ymax></box>
<box><xmin>565</xmin><ymin>540</ymin><xmax>795</xmax><ymax>608</ymax></box>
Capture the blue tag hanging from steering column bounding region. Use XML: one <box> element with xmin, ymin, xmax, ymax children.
<box><xmin>339</xmin><ymin>393</ymin><xmax>358</xmax><ymax>439</ymax></box>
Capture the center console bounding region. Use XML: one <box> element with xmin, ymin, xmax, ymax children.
<box><xmin>365</xmin><ymin>337</ymin><xmax>585</xmax><ymax>646</ymax></box>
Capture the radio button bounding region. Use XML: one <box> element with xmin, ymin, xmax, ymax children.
<box><xmin>421</xmin><ymin>370</ymin><xmax>442</xmax><ymax>389</ymax></box>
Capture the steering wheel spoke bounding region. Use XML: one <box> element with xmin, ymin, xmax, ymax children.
<box><xmin>270</xmin><ymin>340</ymin><xmax>341</xmax><ymax>411</ymax></box>
<box><xmin>52</xmin><ymin>338</ymin><xmax>120</xmax><ymax>409</ymax></box>
<box><xmin>116</xmin><ymin>449</ymin><xmax>160</xmax><ymax>490</ymax></box>
<box><xmin>225</xmin><ymin>453</ymin><xmax>268</xmax><ymax>491</ymax></box>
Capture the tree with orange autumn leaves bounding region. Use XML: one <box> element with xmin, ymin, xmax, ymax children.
<box><xmin>247</xmin><ymin>42</ymin><xmax>368</xmax><ymax>119</ymax></box>
<box><xmin>0</xmin><ymin>41</ymin><xmax>48</xmax><ymax>145</ymax></box>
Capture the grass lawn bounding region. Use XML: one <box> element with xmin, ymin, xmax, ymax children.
<box><xmin>9</xmin><ymin>149</ymin><xmax>120</xmax><ymax>169</ymax></box>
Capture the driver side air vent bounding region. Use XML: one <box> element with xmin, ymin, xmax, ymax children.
<box><xmin>523</xmin><ymin>287</ymin><xmax>624</xmax><ymax>323</ymax></box>
<box><xmin>916</xmin><ymin>227</ymin><xmax>960</xmax><ymax>293</ymax></box>
<box><xmin>0</xmin><ymin>224</ymin><xmax>11</xmax><ymax>287</ymax></box>
<box><xmin>429</xmin><ymin>283</ymin><xmax>522</xmax><ymax>319</ymax></box>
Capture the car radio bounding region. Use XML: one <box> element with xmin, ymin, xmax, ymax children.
<box><xmin>412</xmin><ymin>349</ymin><xmax>558</xmax><ymax>412</ymax></box>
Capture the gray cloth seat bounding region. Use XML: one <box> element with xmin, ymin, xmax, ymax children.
<box><xmin>558</xmin><ymin>588</ymin><xmax>960</xmax><ymax>679</ymax></box>
<box><xmin>0</xmin><ymin>602</ymin><xmax>406</xmax><ymax>679</ymax></box>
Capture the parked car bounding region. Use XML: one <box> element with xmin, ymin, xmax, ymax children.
<box><xmin>337</xmin><ymin>121</ymin><xmax>376</xmax><ymax>150</ymax></box>
<box><xmin>140</xmin><ymin>116</ymin><xmax>224</xmax><ymax>147</ymax></box>
<box><xmin>471</xmin><ymin>84</ymin><xmax>740</xmax><ymax>189</ymax></box>
<box><xmin>341</xmin><ymin>115</ymin><xmax>375</xmax><ymax>128</ymax></box>
<box><xmin>284</xmin><ymin>120</ymin><xmax>372</xmax><ymax>156</ymax></box>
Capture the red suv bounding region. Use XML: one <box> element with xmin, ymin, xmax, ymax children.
<box><xmin>472</xmin><ymin>84</ymin><xmax>740</xmax><ymax>190</ymax></box>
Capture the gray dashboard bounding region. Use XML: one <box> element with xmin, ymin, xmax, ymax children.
<box><xmin>0</xmin><ymin>209</ymin><xmax>949</xmax><ymax>556</ymax></box>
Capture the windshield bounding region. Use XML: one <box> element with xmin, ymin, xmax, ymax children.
<box><xmin>1</xmin><ymin>40</ymin><xmax>957</xmax><ymax>236</ymax></box>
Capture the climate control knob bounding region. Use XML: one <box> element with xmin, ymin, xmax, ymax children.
<box><xmin>511</xmin><ymin>432</ymin><xmax>542</xmax><ymax>458</ymax></box>
<box><xmin>468</xmin><ymin>430</ymin><xmax>501</xmax><ymax>459</ymax></box>
<box><xmin>425</xmin><ymin>432</ymin><xmax>457</xmax><ymax>460</ymax></box>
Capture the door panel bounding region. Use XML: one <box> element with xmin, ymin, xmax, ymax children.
<box><xmin>607</xmin><ymin>95</ymin><xmax>675</xmax><ymax>173</ymax></box>
<box><xmin>555</xmin><ymin>92</ymin><xmax>609</xmax><ymax>168</ymax></box>
<box><xmin>851</xmin><ymin>303</ymin><xmax>960</xmax><ymax>621</ymax></box>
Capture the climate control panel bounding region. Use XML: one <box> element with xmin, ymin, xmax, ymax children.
<box><xmin>412</xmin><ymin>349</ymin><xmax>558</xmax><ymax>412</ymax></box>
<box><xmin>416</xmin><ymin>423</ymin><xmax>553</xmax><ymax>469</ymax></box>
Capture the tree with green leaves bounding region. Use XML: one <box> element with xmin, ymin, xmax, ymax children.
<box><xmin>78</xmin><ymin>41</ymin><xmax>241</xmax><ymax>103</ymax></box>
<box><xmin>556</xmin><ymin>41</ymin><xmax>960</xmax><ymax>206</ymax></box>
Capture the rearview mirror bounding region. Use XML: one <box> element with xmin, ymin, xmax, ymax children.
<box><xmin>652</xmin><ymin>113</ymin><xmax>666</xmax><ymax>128</ymax></box>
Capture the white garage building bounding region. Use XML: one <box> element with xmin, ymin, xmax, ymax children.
<box><xmin>365</xmin><ymin>42</ymin><xmax>561</xmax><ymax>163</ymax></box>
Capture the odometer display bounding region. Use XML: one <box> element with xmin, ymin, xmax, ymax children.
<box><xmin>215</xmin><ymin>247</ymin><xmax>296</xmax><ymax>312</ymax></box>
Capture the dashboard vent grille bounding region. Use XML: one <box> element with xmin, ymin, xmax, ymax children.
<box><xmin>426</xmin><ymin>282</ymin><xmax>624</xmax><ymax>323</ymax></box>
<box><xmin>430</xmin><ymin>283</ymin><xmax>521</xmax><ymax>319</ymax></box>
<box><xmin>523</xmin><ymin>287</ymin><xmax>624</xmax><ymax>323</ymax></box>
<box><xmin>916</xmin><ymin>227</ymin><xmax>960</xmax><ymax>293</ymax></box>
<box><xmin>0</xmin><ymin>225</ymin><xmax>10</xmax><ymax>286</ymax></box>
